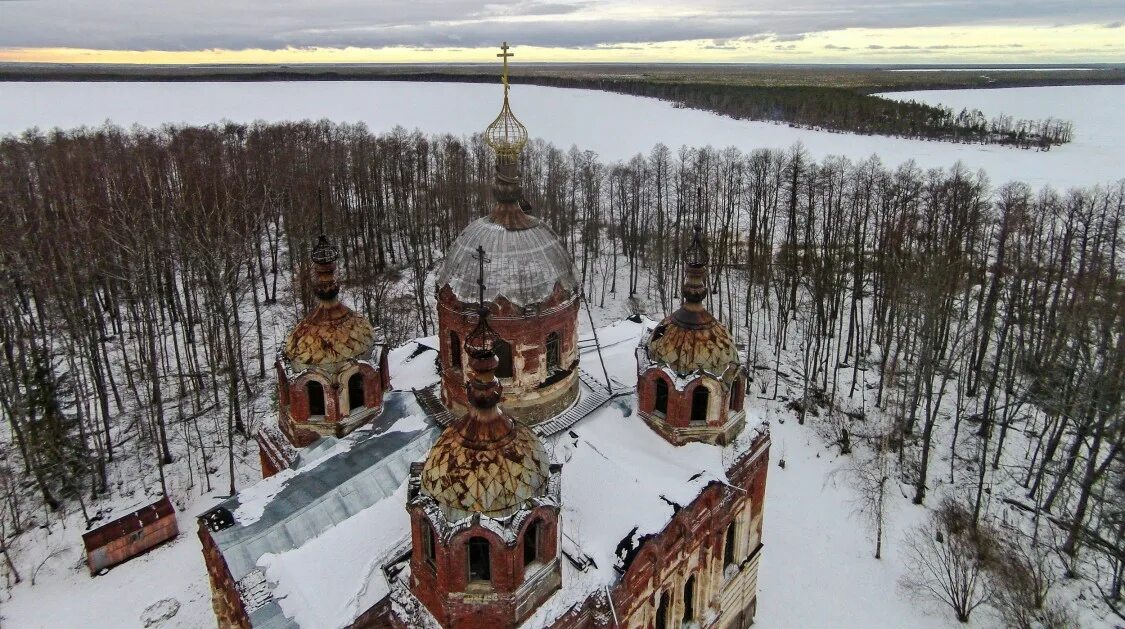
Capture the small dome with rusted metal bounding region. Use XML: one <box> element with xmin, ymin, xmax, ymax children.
<box><xmin>646</xmin><ymin>226</ymin><xmax>739</xmax><ymax>379</ymax></box>
<box><xmin>283</xmin><ymin>233</ymin><xmax>378</xmax><ymax>370</ymax></box>
<box><xmin>284</xmin><ymin>301</ymin><xmax>377</xmax><ymax>370</ymax></box>
<box><xmin>420</xmin><ymin>415</ymin><xmax>550</xmax><ymax>519</ymax></box>
<box><xmin>421</xmin><ymin>300</ymin><xmax>552</xmax><ymax>519</ymax></box>
<box><xmin>647</xmin><ymin>306</ymin><xmax>739</xmax><ymax>379</ymax></box>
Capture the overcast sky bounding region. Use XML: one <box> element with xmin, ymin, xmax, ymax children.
<box><xmin>1</xmin><ymin>0</ymin><xmax>1123</xmax><ymax>63</ymax></box>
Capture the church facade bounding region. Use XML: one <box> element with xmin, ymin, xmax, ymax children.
<box><xmin>199</xmin><ymin>44</ymin><xmax>769</xmax><ymax>629</ymax></box>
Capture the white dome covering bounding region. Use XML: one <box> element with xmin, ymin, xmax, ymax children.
<box><xmin>437</xmin><ymin>216</ymin><xmax>578</xmax><ymax>307</ymax></box>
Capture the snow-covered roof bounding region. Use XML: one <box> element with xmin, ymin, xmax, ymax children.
<box><xmin>205</xmin><ymin>392</ymin><xmax>440</xmax><ymax>628</ymax></box>
<box><xmin>207</xmin><ymin>319</ymin><xmax>768</xmax><ymax>629</ymax></box>
<box><xmin>436</xmin><ymin>216</ymin><xmax>578</xmax><ymax>306</ymax></box>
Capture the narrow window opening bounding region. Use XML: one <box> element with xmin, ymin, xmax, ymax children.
<box><xmin>691</xmin><ymin>386</ymin><xmax>710</xmax><ymax>423</ymax></box>
<box><xmin>348</xmin><ymin>373</ymin><xmax>365</xmax><ymax>412</ymax></box>
<box><xmin>724</xmin><ymin>522</ymin><xmax>737</xmax><ymax>568</ymax></box>
<box><xmin>654</xmin><ymin>378</ymin><xmax>669</xmax><ymax>416</ymax></box>
<box><xmin>307</xmin><ymin>381</ymin><xmax>325</xmax><ymax>417</ymax></box>
<box><xmin>494</xmin><ymin>339</ymin><xmax>514</xmax><ymax>379</ymax></box>
<box><xmin>422</xmin><ymin>522</ymin><xmax>436</xmax><ymax>567</ymax></box>
<box><xmin>683</xmin><ymin>575</ymin><xmax>696</xmax><ymax>623</ymax></box>
<box><xmin>656</xmin><ymin>591</ymin><xmax>670</xmax><ymax>629</ymax></box>
<box><xmin>450</xmin><ymin>331</ymin><xmax>462</xmax><ymax>369</ymax></box>
<box><xmin>546</xmin><ymin>332</ymin><xmax>561</xmax><ymax>372</ymax></box>
<box><xmin>468</xmin><ymin>537</ymin><xmax>491</xmax><ymax>582</ymax></box>
<box><xmin>524</xmin><ymin>520</ymin><xmax>540</xmax><ymax>566</ymax></box>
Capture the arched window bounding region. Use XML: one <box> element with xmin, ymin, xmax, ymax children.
<box><xmin>524</xmin><ymin>520</ymin><xmax>540</xmax><ymax>566</ymax></box>
<box><xmin>730</xmin><ymin>378</ymin><xmax>743</xmax><ymax>411</ymax></box>
<box><xmin>421</xmin><ymin>521</ymin><xmax>436</xmax><ymax>567</ymax></box>
<box><xmin>724</xmin><ymin>522</ymin><xmax>737</xmax><ymax>568</ymax></box>
<box><xmin>683</xmin><ymin>574</ymin><xmax>697</xmax><ymax>623</ymax></box>
<box><xmin>468</xmin><ymin>537</ymin><xmax>491</xmax><ymax>582</ymax></box>
<box><xmin>654</xmin><ymin>378</ymin><xmax>669</xmax><ymax>416</ymax></box>
<box><xmin>307</xmin><ymin>381</ymin><xmax>325</xmax><ymax>417</ymax></box>
<box><xmin>691</xmin><ymin>386</ymin><xmax>710</xmax><ymax>423</ymax></box>
<box><xmin>546</xmin><ymin>331</ymin><xmax>561</xmax><ymax>372</ymax></box>
<box><xmin>655</xmin><ymin>590</ymin><xmax>670</xmax><ymax>629</ymax></box>
<box><xmin>450</xmin><ymin>331</ymin><xmax>462</xmax><ymax>369</ymax></box>
<box><xmin>348</xmin><ymin>373</ymin><xmax>365</xmax><ymax>412</ymax></box>
<box><xmin>494</xmin><ymin>339</ymin><xmax>514</xmax><ymax>379</ymax></box>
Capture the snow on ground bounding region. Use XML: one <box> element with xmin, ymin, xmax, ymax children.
<box><xmin>0</xmin><ymin>492</ymin><xmax>218</xmax><ymax>629</ymax></box>
<box><xmin>755</xmin><ymin>409</ymin><xmax>962</xmax><ymax>629</ymax></box>
<box><xmin>1</xmin><ymin>82</ymin><xmax>1122</xmax><ymax>190</ymax></box>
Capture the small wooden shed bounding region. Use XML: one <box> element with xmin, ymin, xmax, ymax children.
<box><xmin>82</xmin><ymin>496</ymin><xmax>179</xmax><ymax>575</ymax></box>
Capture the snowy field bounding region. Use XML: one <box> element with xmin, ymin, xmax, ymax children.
<box><xmin>1</xmin><ymin>81</ymin><xmax>1123</xmax><ymax>190</ymax></box>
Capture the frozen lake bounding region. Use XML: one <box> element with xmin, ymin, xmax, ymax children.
<box><xmin>1</xmin><ymin>81</ymin><xmax>1121</xmax><ymax>190</ymax></box>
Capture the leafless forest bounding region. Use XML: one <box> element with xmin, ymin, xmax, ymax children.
<box><xmin>0</xmin><ymin>121</ymin><xmax>1121</xmax><ymax>615</ymax></box>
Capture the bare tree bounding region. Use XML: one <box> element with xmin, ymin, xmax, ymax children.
<box><xmin>900</xmin><ymin>503</ymin><xmax>994</xmax><ymax>623</ymax></box>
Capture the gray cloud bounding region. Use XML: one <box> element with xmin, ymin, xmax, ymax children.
<box><xmin>0</xmin><ymin>0</ymin><xmax>1121</xmax><ymax>51</ymax></box>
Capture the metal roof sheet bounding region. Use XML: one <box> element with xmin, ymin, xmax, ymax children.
<box><xmin>206</xmin><ymin>392</ymin><xmax>440</xmax><ymax>627</ymax></box>
<box><xmin>436</xmin><ymin>216</ymin><xmax>578</xmax><ymax>306</ymax></box>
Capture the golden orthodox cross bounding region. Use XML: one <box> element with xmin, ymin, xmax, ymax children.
<box><xmin>497</xmin><ymin>42</ymin><xmax>514</xmax><ymax>95</ymax></box>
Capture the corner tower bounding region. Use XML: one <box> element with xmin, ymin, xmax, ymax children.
<box><xmin>258</xmin><ymin>230</ymin><xmax>390</xmax><ymax>477</ymax></box>
<box><xmin>636</xmin><ymin>227</ymin><xmax>747</xmax><ymax>445</ymax></box>
<box><xmin>435</xmin><ymin>42</ymin><xmax>580</xmax><ymax>425</ymax></box>
<box><xmin>409</xmin><ymin>256</ymin><xmax>563</xmax><ymax>626</ymax></box>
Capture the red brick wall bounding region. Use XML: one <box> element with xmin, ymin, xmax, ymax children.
<box><xmin>409</xmin><ymin>505</ymin><xmax>561</xmax><ymax>627</ymax></box>
<box><xmin>198</xmin><ymin>521</ymin><xmax>251</xmax><ymax>629</ymax></box>
<box><xmin>608</xmin><ymin>432</ymin><xmax>770</xmax><ymax>626</ymax></box>
<box><xmin>437</xmin><ymin>285</ymin><xmax>579</xmax><ymax>422</ymax></box>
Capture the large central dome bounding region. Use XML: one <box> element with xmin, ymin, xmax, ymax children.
<box><xmin>436</xmin><ymin>216</ymin><xmax>577</xmax><ymax>307</ymax></box>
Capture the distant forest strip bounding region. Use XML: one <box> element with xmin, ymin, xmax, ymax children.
<box><xmin>0</xmin><ymin>64</ymin><xmax>1101</xmax><ymax>147</ymax></box>
<box><xmin>0</xmin><ymin>122</ymin><xmax>1122</xmax><ymax>610</ymax></box>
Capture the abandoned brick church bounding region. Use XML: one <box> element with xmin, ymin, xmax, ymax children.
<box><xmin>198</xmin><ymin>44</ymin><xmax>770</xmax><ymax>629</ymax></box>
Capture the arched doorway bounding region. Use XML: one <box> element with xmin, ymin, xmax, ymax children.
<box><xmin>524</xmin><ymin>520</ymin><xmax>540</xmax><ymax>566</ymax></box>
<box><xmin>468</xmin><ymin>537</ymin><xmax>491</xmax><ymax>582</ymax></box>
<box><xmin>691</xmin><ymin>386</ymin><xmax>710</xmax><ymax>423</ymax></box>
<box><xmin>450</xmin><ymin>331</ymin><xmax>462</xmax><ymax>369</ymax></box>
<box><xmin>494</xmin><ymin>339</ymin><xmax>514</xmax><ymax>379</ymax></box>
<box><xmin>307</xmin><ymin>381</ymin><xmax>325</xmax><ymax>417</ymax></box>
<box><xmin>347</xmin><ymin>373</ymin><xmax>364</xmax><ymax>412</ymax></box>
<box><xmin>655</xmin><ymin>590</ymin><xmax>670</xmax><ymax>629</ymax></box>
<box><xmin>546</xmin><ymin>331</ymin><xmax>561</xmax><ymax>372</ymax></box>
<box><xmin>654</xmin><ymin>378</ymin><xmax>669</xmax><ymax>416</ymax></box>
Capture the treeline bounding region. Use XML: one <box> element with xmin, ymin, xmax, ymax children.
<box><xmin>0</xmin><ymin>122</ymin><xmax>1120</xmax><ymax>613</ymax></box>
<box><xmin>519</xmin><ymin>77</ymin><xmax>1075</xmax><ymax>148</ymax></box>
<box><xmin>355</xmin><ymin>73</ymin><xmax>1075</xmax><ymax>148</ymax></box>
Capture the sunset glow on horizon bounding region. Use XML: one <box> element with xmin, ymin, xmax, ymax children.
<box><xmin>2</xmin><ymin>1</ymin><xmax>1122</xmax><ymax>66</ymax></box>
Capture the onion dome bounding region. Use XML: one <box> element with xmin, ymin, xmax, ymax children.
<box><xmin>283</xmin><ymin>234</ymin><xmax>377</xmax><ymax>370</ymax></box>
<box><xmin>647</xmin><ymin>226</ymin><xmax>739</xmax><ymax>378</ymax></box>
<box><xmin>421</xmin><ymin>292</ymin><xmax>551</xmax><ymax>519</ymax></box>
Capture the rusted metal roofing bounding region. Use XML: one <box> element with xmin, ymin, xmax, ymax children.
<box><xmin>82</xmin><ymin>496</ymin><xmax>175</xmax><ymax>552</ymax></box>
<box><xmin>646</xmin><ymin>304</ymin><xmax>739</xmax><ymax>380</ymax></box>
<box><xmin>283</xmin><ymin>300</ymin><xmax>377</xmax><ymax>369</ymax></box>
<box><xmin>436</xmin><ymin>216</ymin><xmax>577</xmax><ymax>307</ymax></box>
<box><xmin>420</xmin><ymin>412</ymin><xmax>551</xmax><ymax>520</ymax></box>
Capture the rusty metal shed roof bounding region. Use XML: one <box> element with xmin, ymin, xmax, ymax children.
<box><xmin>83</xmin><ymin>496</ymin><xmax>175</xmax><ymax>552</ymax></box>
<box><xmin>436</xmin><ymin>216</ymin><xmax>578</xmax><ymax>307</ymax></box>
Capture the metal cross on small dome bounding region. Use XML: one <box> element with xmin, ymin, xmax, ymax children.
<box><xmin>465</xmin><ymin>246</ymin><xmax>498</xmax><ymax>355</ymax></box>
